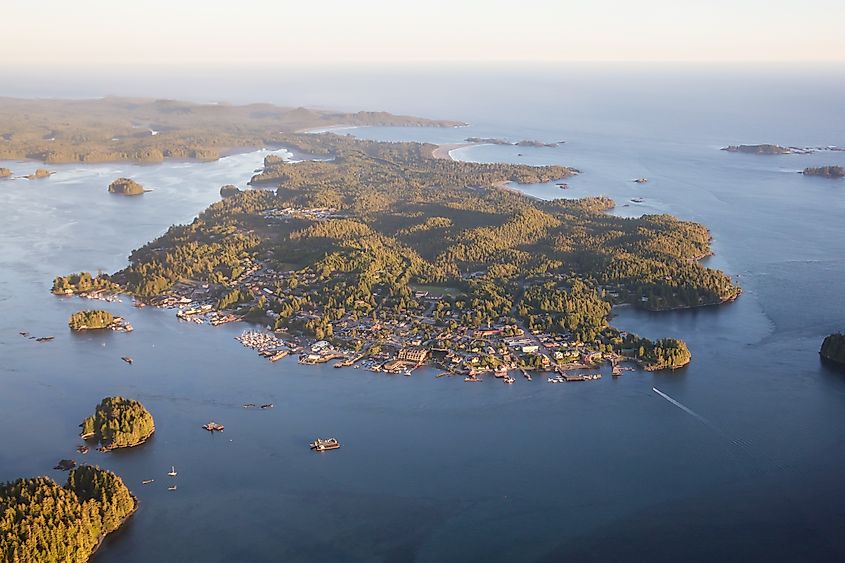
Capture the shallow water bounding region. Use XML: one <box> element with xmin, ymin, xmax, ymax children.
<box><xmin>2</xmin><ymin>66</ymin><xmax>845</xmax><ymax>561</ymax></box>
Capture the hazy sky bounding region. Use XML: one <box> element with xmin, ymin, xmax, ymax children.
<box><xmin>2</xmin><ymin>0</ymin><xmax>844</xmax><ymax>64</ymax></box>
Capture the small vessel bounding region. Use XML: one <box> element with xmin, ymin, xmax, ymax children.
<box><xmin>203</xmin><ymin>421</ymin><xmax>225</xmax><ymax>432</ymax></box>
<box><xmin>142</xmin><ymin>479</ymin><xmax>154</xmax><ymax>485</ymax></box>
<box><xmin>503</xmin><ymin>376</ymin><xmax>515</xmax><ymax>384</ymax></box>
<box><xmin>121</xmin><ymin>356</ymin><xmax>133</xmax><ymax>364</ymax></box>
<box><xmin>269</xmin><ymin>350</ymin><xmax>288</xmax><ymax>362</ymax></box>
<box><xmin>310</xmin><ymin>437</ymin><xmax>340</xmax><ymax>452</ymax></box>
<box><xmin>464</xmin><ymin>376</ymin><xmax>481</xmax><ymax>382</ymax></box>
<box><xmin>633</xmin><ymin>178</ymin><xmax>649</xmax><ymax>184</ymax></box>
<box><xmin>260</xmin><ymin>403</ymin><xmax>274</xmax><ymax>409</ymax></box>
<box><xmin>242</xmin><ymin>402</ymin><xmax>257</xmax><ymax>408</ymax></box>
<box><xmin>168</xmin><ymin>485</ymin><xmax>177</xmax><ymax>491</ymax></box>
<box><xmin>630</xmin><ymin>197</ymin><xmax>644</xmax><ymax>203</ymax></box>
<box><xmin>167</xmin><ymin>466</ymin><xmax>177</xmax><ymax>477</ymax></box>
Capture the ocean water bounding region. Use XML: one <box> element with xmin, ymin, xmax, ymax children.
<box><xmin>1</xmin><ymin>65</ymin><xmax>845</xmax><ymax>561</ymax></box>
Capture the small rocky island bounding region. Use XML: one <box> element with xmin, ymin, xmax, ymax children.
<box><xmin>26</xmin><ymin>168</ymin><xmax>53</xmax><ymax>179</ymax></box>
<box><xmin>80</xmin><ymin>396</ymin><xmax>155</xmax><ymax>450</ymax></box>
<box><xmin>802</xmin><ymin>166</ymin><xmax>844</xmax><ymax>179</ymax></box>
<box><xmin>108</xmin><ymin>177</ymin><xmax>146</xmax><ymax>196</ymax></box>
<box><xmin>0</xmin><ymin>466</ymin><xmax>137</xmax><ymax>563</ymax></box>
<box><xmin>821</xmin><ymin>333</ymin><xmax>845</xmax><ymax>366</ymax></box>
<box><xmin>0</xmin><ymin>167</ymin><xmax>11</xmax><ymax>178</ymax></box>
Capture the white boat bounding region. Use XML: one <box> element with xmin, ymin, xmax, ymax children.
<box><xmin>167</xmin><ymin>466</ymin><xmax>177</xmax><ymax>477</ymax></box>
<box><xmin>168</xmin><ymin>485</ymin><xmax>177</xmax><ymax>491</ymax></box>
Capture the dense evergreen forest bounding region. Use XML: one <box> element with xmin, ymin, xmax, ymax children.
<box><xmin>59</xmin><ymin>133</ymin><xmax>740</xmax><ymax>369</ymax></box>
<box><xmin>0</xmin><ymin>466</ymin><xmax>135</xmax><ymax>563</ymax></box>
<box><xmin>68</xmin><ymin>310</ymin><xmax>114</xmax><ymax>331</ymax></box>
<box><xmin>821</xmin><ymin>334</ymin><xmax>845</xmax><ymax>365</ymax></box>
<box><xmin>80</xmin><ymin>396</ymin><xmax>155</xmax><ymax>449</ymax></box>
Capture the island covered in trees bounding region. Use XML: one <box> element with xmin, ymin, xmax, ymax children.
<box><xmin>80</xmin><ymin>396</ymin><xmax>155</xmax><ymax>450</ymax></box>
<box><xmin>821</xmin><ymin>334</ymin><xmax>845</xmax><ymax>366</ymax></box>
<box><xmin>802</xmin><ymin>166</ymin><xmax>844</xmax><ymax>179</ymax></box>
<box><xmin>68</xmin><ymin>310</ymin><xmax>115</xmax><ymax>331</ymax></box>
<box><xmin>56</xmin><ymin>133</ymin><xmax>739</xmax><ymax>374</ymax></box>
<box><xmin>0</xmin><ymin>466</ymin><xmax>136</xmax><ymax>563</ymax></box>
<box><xmin>108</xmin><ymin>177</ymin><xmax>146</xmax><ymax>195</ymax></box>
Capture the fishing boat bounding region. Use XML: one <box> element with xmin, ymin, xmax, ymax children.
<box><xmin>503</xmin><ymin>376</ymin><xmax>516</xmax><ymax>384</ymax></box>
<box><xmin>202</xmin><ymin>421</ymin><xmax>225</xmax><ymax>432</ymax></box>
<box><xmin>167</xmin><ymin>466</ymin><xmax>177</xmax><ymax>477</ymax></box>
<box><xmin>310</xmin><ymin>438</ymin><xmax>340</xmax><ymax>452</ymax></box>
<box><xmin>168</xmin><ymin>485</ymin><xmax>177</xmax><ymax>491</ymax></box>
<box><xmin>142</xmin><ymin>479</ymin><xmax>154</xmax><ymax>485</ymax></box>
<box><xmin>121</xmin><ymin>356</ymin><xmax>133</xmax><ymax>364</ymax></box>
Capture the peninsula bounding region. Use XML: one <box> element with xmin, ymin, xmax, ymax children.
<box><xmin>0</xmin><ymin>97</ymin><xmax>464</xmax><ymax>164</ymax></box>
<box><xmin>57</xmin><ymin>133</ymin><xmax>738</xmax><ymax>376</ymax></box>
<box><xmin>80</xmin><ymin>396</ymin><xmax>155</xmax><ymax>450</ymax></box>
<box><xmin>0</xmin><ymin>466</ymin><xmax>136</xmax><ymax>563</ymax></box>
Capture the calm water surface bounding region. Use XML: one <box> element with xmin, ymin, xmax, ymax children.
<box><xmin>2</xmin><ymin>67</ymin><xmax>845</xmax><ymax>561</ymax></box>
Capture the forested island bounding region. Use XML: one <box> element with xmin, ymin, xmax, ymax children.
<box><xmin>0</xmin><ymin>97</ymin><xmax>464</xmax><ymax>164</ymax></box>
<box><xmin>68</xmin><ymin>310</ymin><xmax>115</xmax><ymax>331</ymax></box>
<box><xmin>56</xmin><ymin>133</ymin><xmax>739</xmax><ymax>373</ymax></box>
<box><xmin>466</xmin><ymin>137</ymin><xmax>559</xmax><ymax>148</ymax></box>
<box><xmin>821</xmin><ymin>334</ymin><xmax>845</xmax><ymax>366</ymax></box>
<box><xmin>0</xmin><ymin>167</ymin><xmax>11</xmax><ymax>178</ymax></box>
<box><xmin>80</xmin><ymin>396</ymin><xmax>155</xmax><ymax>450</ymax></box>
<box><xmin>108</xmin><ymin>177</ymin><xmax>146</xmax><ymax>195</ymax></box>
<box><xmin>26</xmin><ymin>168</ymin><xmax>53</xmax><ymax>179</ymax></box>
<box><xmin>803</xmin><ymin>166</ymin><xmax>845</xmax><ymax>179</ymax></box>
<box><xmin>722</xmin><ymin>144</ymin><xmax>844</xmax><ymax>155</ymax></box>
<box><xmin>0</xmin><ymin>466</ymin><xmax>136</xmax><ymax>563</ymax></box>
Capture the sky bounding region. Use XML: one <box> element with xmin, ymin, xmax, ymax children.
<box><xmin>2</xmin><ymin>0</ymin><xmax>844</xmax><ymax>64</ymax></box>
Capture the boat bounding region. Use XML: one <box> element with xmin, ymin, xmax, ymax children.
<box><xmin>167</xmin><ymin>466</ymin><xmax>177</xmax><ymax>477</ymax></box>
<box><xmin>121</xmin><ymin>356</ymin><xmax>133</xmax><ymax>364</ymax></box>
<box><xmin>310</xmin><ymin>437</ymin><xmax>340</xmax><ymax>452</ymax></box>
<box><xmin>464</xmin><ymin>376</ymin><xmax>481</xmax><ymax>382</ymax></box>
<box><xmin>503</xmin><ymin>376</ymin><xmax>516</xmax><ymax>384</ymax></box>
<box><xmin>269</xmin><ymin>350</ymin><xmax>288</xmax><ymax>362</ymax></box>
<box><xmin>76</xmin><ymin>445</ymin><xmax>89</xmax><ymax>454</ymax></box>
<box><xmin>242</xmin><ymin>402</ymin><xmax>257</xmax><ymax>408</ymax></box>
<box><xmin>202</xmin><ymin>421</ymin><xmax>225</xmax><ymax>432</ymax></box>
<box><xmin>142</xmin><ymin>479</ymin><xmax>154</xmax><ymax>485</ymax></box>
<box><xmin>168</xmin><ymin>485</ymin><xmax>177</xmax><ymax>491</ymax></box>
<box><xmin>633</xmin><ymin>178</ymin><xmax>649</xmax><ymax>184</ymax></box>
<box><xmin>630</xmin><ymin>197</ymin><xmax>644</xmax><ymax>203</ymax></box>
<box><xmin>260</xmin><ymin>403</ymin><xmax>274</xmax><ymax>409</ymax></box>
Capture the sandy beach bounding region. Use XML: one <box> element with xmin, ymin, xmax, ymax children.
<box><xmin>431</xmin><ymin>142</ymin><xmax>481</xmax><ymax>160</ymax></box>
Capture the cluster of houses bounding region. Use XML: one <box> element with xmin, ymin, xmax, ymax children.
<box><xmin>261</xmin><ymin>207</ymin><xmax>346</xmax><ymax>222</ymax></box>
